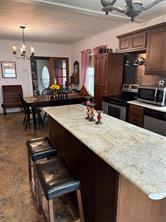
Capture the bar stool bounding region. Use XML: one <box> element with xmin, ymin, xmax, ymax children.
<box><xmin>26</xmin><ymin>136</ymin><xmax>57</xmax><ymax>201</ymax></box>
<box><xmin>36</xmin><ymin>159</ymin><xmax>85</xmax><ymax>222</ymax></box>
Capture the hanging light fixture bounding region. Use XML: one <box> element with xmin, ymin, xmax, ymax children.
<box><xmin>12</xmin><ymin>26</ymin><xmax>34</xmax><ymax>60</ymax></box>
<box><xmin>100</xmin><ymin>0</ymin><xmax>164</xmax><ymax>21</ymax></box>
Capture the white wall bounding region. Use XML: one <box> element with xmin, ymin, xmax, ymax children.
<box><xmin>71</xmin><ymin>15</ymin><xmax>166</xmax><ymax>88</ymax></box>
<box><xmin>0</xmin><ymin>40</ymin><xmax>71</xmax><ymax>113</ymax></box>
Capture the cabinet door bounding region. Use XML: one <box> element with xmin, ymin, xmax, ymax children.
<box><xmin>95</xmin><ymin>53</ymin><xmax>108</xmax><ymax>87</ymax></box>
<box><xmin>108</xmin><ymin>53</ymin><xmax>123</xmax><ymax>96</ymax></box>
<box><xmin>131</xmin><ymin>32</ymin><xmax>146</xmax><ymax>51</ymax></box>
<box><xmin>119</xmin><ymin>36</ymin><xmax>130</xmax><ymax>52</ymax></box>
<box><xmin>94</xmin><ymin>87</ymin><xmax>107</xmax><ymax>110</ymax></box>
<box><xmin>128</xmin><ymin>104</ymin><xmax>144</xmax><ymax>127</ymax></box>
<box><xmin>146</xmin><ymin>25</ymin><xmax>166</xmax><ymax>75</ymax></box>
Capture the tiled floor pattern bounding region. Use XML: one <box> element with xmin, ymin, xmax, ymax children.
<box><xmin>0</xmin><ymin>113</ymin><xmax>79</xmax><ymax>222</ymax></box>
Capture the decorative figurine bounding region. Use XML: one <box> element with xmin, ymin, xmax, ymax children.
<box><xmin>89</xmin><ymin>103</ymin><xmax>96</xmax><ymax>122</ymax></box>
<box><xmin>85</xmin><ymin>104</ymin><xmax>91</xmax><ymax>120</ymax></box>
<box><xmin>96</xmin><ymin>110</ymin><xmax>102</xmax><ymax>124</ymax></box>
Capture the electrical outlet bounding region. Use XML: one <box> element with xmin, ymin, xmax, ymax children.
<box><xmin>159</xmin><ymin>80</ymin><xmax>165</xmax><ymax>87</ymax></box>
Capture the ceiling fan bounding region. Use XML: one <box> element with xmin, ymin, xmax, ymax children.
<box><xmin>100</xmin><ymin>0</ymin><xmax>165</xmax><ymax>21</ymax></box>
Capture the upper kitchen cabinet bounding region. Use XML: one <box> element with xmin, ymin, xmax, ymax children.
<box><xmin>145</xmin><ymin>24</ymin><xmax>166</xmax><ymax>76</ymax></box>
<box><xmin>118</xmin><ymin>31</ymin><xmax>147</xmax><ymax>52</ymax></box>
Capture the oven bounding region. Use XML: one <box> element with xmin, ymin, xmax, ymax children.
<box><xmin>102</xmin><ymin>101</ymin><xmax>126</xmax><ymax>121</ymax></box>
<box><xmin>102</xmin><ymin>84</ymin><xmax>138</xmax><ymax>121</ymax></box>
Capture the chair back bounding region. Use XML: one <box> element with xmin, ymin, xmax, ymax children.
<box><xmin>41</xmin><ymin>88</ymin><xmax>53</xmax><ymax>96</ymax></box>
<box><xmin>56</xmin><ymin>92</ymin><xmax>68</xmax><ymax>101</ymax></box>
<box><xmin>50</xmin><ymin>92</ymin><xmax>69</xmax><ymax>106</ymax></box>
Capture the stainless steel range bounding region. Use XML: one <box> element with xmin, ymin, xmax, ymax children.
<box><xmin>102</xmin><ymin>84</ymin><xmax>138</xmax><ymax>121</ymax></box>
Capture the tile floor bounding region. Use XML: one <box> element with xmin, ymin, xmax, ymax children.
<box><xmin>0</xmin><ymin>112</ymin><xmax>79</xmax><ymax>222</ymax></box>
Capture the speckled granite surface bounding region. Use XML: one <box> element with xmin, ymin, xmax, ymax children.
<box><xmin>44</xmin><ymin>104</ymin><xmax>166</xmax><ymax>200</ymax></box>
<box><xmin>128</xmin><ymin>100</ymin><xmax>166</xmax><ymax>112</ymax></box>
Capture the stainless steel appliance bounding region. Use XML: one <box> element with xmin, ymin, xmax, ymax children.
<box><xmin>102</xmin><ymin>84</ymin><xmax>138</xmax><ymax>121</ymax></box>
<box><xmin>138</xmin><ymin>86</ymin><xmax>166</xmax><ymax>106</ymax></box>
<box><xmin>144</xmin><ymin>109</ymin><xmax>166</xmax><ymax>136</ymax></box>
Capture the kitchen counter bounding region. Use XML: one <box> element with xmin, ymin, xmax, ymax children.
<box><xmin>44</xmin><ymin>104</ymin><xmax>166</xmax><ymax>201</ymax></box>
<box><xmin>128</xmin><ymin>100</ymin><xmax>166</xmax><ymax>113</ymax></box>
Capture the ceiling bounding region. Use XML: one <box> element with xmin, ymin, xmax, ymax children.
<box><xmin>0</xmin><ymin>0</ymin><xmax>166</xmax><ymax>44</ymax></box>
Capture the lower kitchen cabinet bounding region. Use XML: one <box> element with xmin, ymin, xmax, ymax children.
<box><xmin>128</xmin><ymin>104</ymin><xmax>144</xmax><ymax>127</ymax></box>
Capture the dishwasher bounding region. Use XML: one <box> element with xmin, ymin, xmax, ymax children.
<box><xmin>144</xmin><ymin>108</ymin><xmax>166</xmax><ymax>136</ymax></box>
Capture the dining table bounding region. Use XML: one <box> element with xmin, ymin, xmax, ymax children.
<box><xmin>23</xmin><ymin>93</ymin><xmax>90</xmax><ymax>130</ymax></box>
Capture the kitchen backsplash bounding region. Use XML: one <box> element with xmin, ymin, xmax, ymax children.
<box><xmin>124</xmin><ymin>52</ymin><xmax>166</xmax><ymax>87</ymax></box>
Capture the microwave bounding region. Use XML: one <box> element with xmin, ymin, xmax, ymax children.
<box><xmin>137</xmin><ymin>86</ymin><xmax>166</xmax><ymax>106</ymax></box>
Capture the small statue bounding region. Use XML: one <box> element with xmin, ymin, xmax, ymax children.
<box><xmin>89</xmin><ymin>103</ymin><xmax>96</xmax><ymax>122</ymax></box>
<box><xmin>85</xmin><ymin>104</ymin><xmax>91</xmax><ymax>120</ymax></box>
<box><xmin>96</xmin><ymin>111</ymin><xmax>103</xmax><ymax>124</ymax></box>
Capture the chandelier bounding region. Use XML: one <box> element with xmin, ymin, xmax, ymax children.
<box><xmin>12</xmin><ymin>26</ymin><xmax>34</xmax><ymax>60</ymax></box>
<box><xmin>100</xmin><ymin>0</ymin><xmax>164</xmax><ymax>21</ymax></box>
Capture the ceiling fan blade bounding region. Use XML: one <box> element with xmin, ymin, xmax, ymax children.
<box><xmin>143</xmin><ymin>0</ymin><xmax>165</xmax><ymax>10</ymax></box>
<box><xmin>125</xmin><ymin>0</ymin><xmax>133</xmax><ymax>8</ymax></box>
<box><xmin>100</xmin><ymin>0</ymin><xmax>118</xmax><ymax>7</ymax></box>
<box><xmin>102</xmin><ymin>5</ymin><xmax>125</xmax><ymax>13</ymax></box>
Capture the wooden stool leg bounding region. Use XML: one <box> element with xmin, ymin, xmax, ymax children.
<box><xmin>33</xmin><ymin>162</ymin><xmax>39</xmax><ymax>203</ymax></box>
<box><xmin>76</xmin><ymin>189</ymin><xmax>85</xmax><ymax>222</ymax></box>
<box><xmin>37</xmin><ymin>176</ymin><xmax>42</xmax><ymax>213</ymax></box>
<box><xmin>48</xmin><ymin>199</ymin><xmax>55</xmax><ymax>222</ymax></box>
<box><xmin>27</xmin><ymin>151</ymin><xmax>32</xmax><ymax>181</ymax></box>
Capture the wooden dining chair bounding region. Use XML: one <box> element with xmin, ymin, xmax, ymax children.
<box><xmin>51</xmin><ymin>92</ymin><xmax>69</xmax><ymax>106</ymax></box>
<box><xmin>19</xmin><ymin>94</ymin><xmax>44</xmax><ymax>129</ymax></box>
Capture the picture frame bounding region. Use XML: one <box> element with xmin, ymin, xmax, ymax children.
<box><xmin>1</xmin><ymin>61</ymin><xmax>17</xmax><ymax>78</ymax></box>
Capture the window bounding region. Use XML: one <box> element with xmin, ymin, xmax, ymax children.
<box><xmin>85</xmin><ymin>55</ymin><xmax>94</xmax><ymax>96</ymax></box>
<box><xmin>42</xmin><ymin>66</ymin><xmax>50</xmax><ymax>88</ymax></box>
<box><xmin>85</xmin><ymin>67</ymin><xmax>94</xmax><ymax>96</ymax></box>
<box><xmin>54</xmin><ymin>60</ymin><xmax>67</xmax><ymax>86</ymax></box>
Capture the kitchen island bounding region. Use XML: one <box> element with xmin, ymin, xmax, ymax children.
<box><xmin>44</xmin><ymin>104</ymin><xmax>166</xmax><ymax>222</ymax></box>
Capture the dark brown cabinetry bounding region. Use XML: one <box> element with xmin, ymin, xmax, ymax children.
<box><xmin>146</xmin><ymin>25</ymin><xmax>166</xmax><ymax>75</ymax></box>
<box><xmin>118</xmin><ymin>22</ymin><xmax>166</xmax><ymax>76</ymax></box>
<box><xmin>128</xmin><ymin>104</ymin><xmax>144</xmax><ymax>127</ymax></box>
<box><xmin>118</xmin><ymin>31</ymin><xmax>146</xmax><ymax>52</ymax></box>
<box><xmin>94</xmin><ymin>53</ymin><xmax>123</xmax><ymax>109</ymax></box>
<box><xmin>119</xmin><ymin>36</ymin><xmax>130</xmax><ymax>52</ymax></box>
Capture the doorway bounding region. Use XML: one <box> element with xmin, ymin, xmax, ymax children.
<box><xmin>30</xmin><ymin>56</ymin><xmax>69</xmax><ymax>95</ymax></box>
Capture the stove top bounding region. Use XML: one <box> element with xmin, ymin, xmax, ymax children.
<box><xmin>103</xmin><ymin>84</ymin><xmax>138</xmax><ymax>106</ymax></box>
<box><xmin>103</xmin><ymin>92</ymin><xmax>137</xmax><ymax>106</ymax></box>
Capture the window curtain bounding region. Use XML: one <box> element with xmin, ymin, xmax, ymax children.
<box><xmin>81</xmin><ymin>49</ymin><xmax>90</xmax><ymax>86</ymax></box>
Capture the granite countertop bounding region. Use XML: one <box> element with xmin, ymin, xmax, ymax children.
<box><xmin>128</xmin><ymin>100</ymin><xmax>166</xmax><ymax>113</ymax></box>
<box><xmin>44</xmin><ymin>104</ymin><xmax>166</xmax><ymax>200</ymax></box>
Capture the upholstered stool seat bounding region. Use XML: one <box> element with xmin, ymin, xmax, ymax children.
<box><xmin>26</xmin><ymin>136</ymin><xmax>57</xmax><ymax>201</ymax></box>
<box><xmin>36</xmin><ymin>159</ymin><xmax>85</xmax><ymax>222</ymax></box>
<box><xmin>27</xmin><ymin>137</ymin><xmax>56</xmax><ymax>161</ymax></box>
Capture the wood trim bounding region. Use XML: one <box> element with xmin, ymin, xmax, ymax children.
<box><xmin>117</xmin><ymin>22</ymin><xmax>166</xmax><ymax>38</ymax></box>
<box><xmin>48</xmin><ymin>58</ymin><xmax>55</xmax><ymax>85</ymax></box>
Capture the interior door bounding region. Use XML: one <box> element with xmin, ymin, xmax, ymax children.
<box><xmin>49</xmin><ymin>57</ymin><xmax>69</xmax><ymax>87</ymax></box>
<box><xmin>31</xmin><ymin>56</ymin><xmax>69</xmax><ymax>95</ymax></box>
